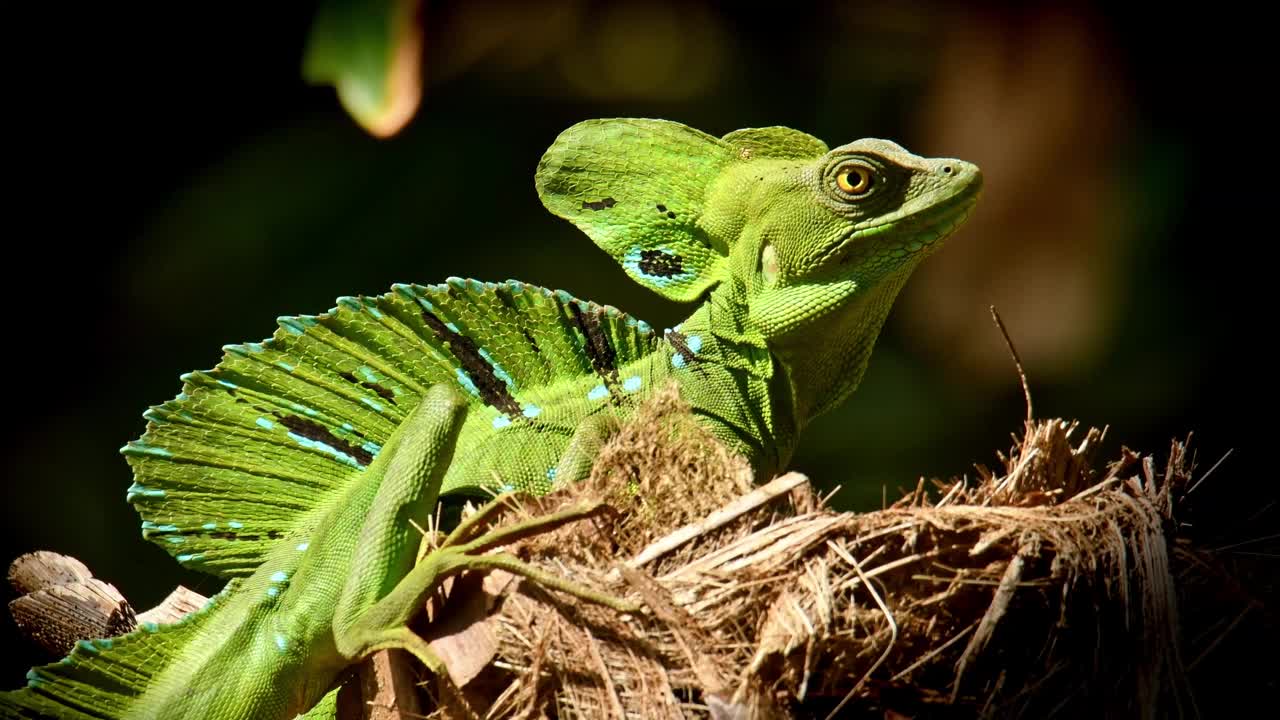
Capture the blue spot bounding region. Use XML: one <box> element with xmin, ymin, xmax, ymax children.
<box><xmin>622</xmin><ymin>247</ymin><xmax>695</xmax><ymax>289</ymax></box>
<box><xmin>672</xmin><ymin>353</ymin><xmax>686</xmax><ymax>369</ymax></box>
<box><xmin>467</xmin><ymin>279</ymin><xmax>487</xmax><ymax>293</ymax></box>
<box><xmin>673</xmin><ymin>323</ymin><xmax>683</xmax><ymax>332</ymax></box>
<box><xmin>166</xmin><ymin>537</ymin><xmax>185</xmax><ymax>545</ymax></box>
<box><xmin>522</xmin><ymin>404</ymin><xmax>542</xmax><ymax>418</ymax></box>
<box><xmin>266</xmin><ymin>586</ymin><xmax>279</xmax><ymax>598</ymax></box>
<box><xmin>498</xmin><ymin>482</ymin><xmax>515</xmax><ymax>493</ymax></box>
<box><xmin>26</xmin><ymin>669</ymin><xmax>41</xmax><ymax>686</ymax></box>
<box><xmin>126</xmin><ymin>442</ymin><xmax>173</xmax><ymax>458</ymax></box>
<box><xmin>177</xmin><ymin>553</ymin><xmax>203</xmax><ymax>563</ymax></box>
<box><xmin>509</xmin><ymin>280</ymin><xmax>526</xmax><ymax>294</ymax></box>
<box><xmin>367</xmin><ymin>305</ymin><xmax>383</xmax><ymax>319</ymax></box>
<box><xmin>142</xmin><ymin>522</ymin><xmax>180</xmax><ymax>532</ymax></box>
<box><xmin>341</xmin><ymin>423</ymin><xmax>355</xmax><ymax>431</ymax></box>
<box><xmin>275</xmin><ymin>633</ymin><xmax>288</xmax><ymax>652</ymax></box>
<box><xmin>686</xmin><ymin>335</ymin><xmax>703</xmax><ymax>353</ymax></box>
<box><xmin>270</xmin><ymin>570</ymin><xmax>289</xmax><ymax>583</ymax></box>
<box><xmin>455</xmin><ymin>368</ymin><xmax>480</xmax><ymax>397</ymax></box>
<box><xmin>357</xmin><ymin>366</ymin><xmax>378</xmax><ymax>382</ymax></box>
<box><xmin>95</xmin><ymin>638</ymin><xmax>114</xmax><ymax>650</ymax></box>
<box><xmin>77</xmin><ymin>640</ymin><xmax>98</xmax><ymax>654</ymax></box>
<box><xmin>478</xmin><ymin>348</ymin><xmax>516</xmax><ymax>389</ymax></box>
<box><xmin>296</xmin><ymin>542</ymin><xmax>309</xmax><ymax>551</ymax></box>
<box><xmin>493</xmin><ymin>415</ymin><xmax>512</xmax><ymax>429</ymax></box>
<box><xmin>217</xmin><ymin>379</ymin><xmax>238</xmax><ymax>390</ymax></box>
<box><xmin>587</xmin><ymin>384</ymin><xmax>608</xmax><ymax>401</ymax></box>
<box><xmin>546</xmin><ymin>467</ymin><xmax>558</xmax><ymax>481</ymax></box>
<box><xmin>362</xmin><ymin>441</ymin><xmax>382</xmax><ymax>455</ymax></box>
<box><xmin>287</xmin><ymin>432</ymin><xmax>363</xmax><ymax>469</ymax></box>
<box><xmin>637</xmin><ymin>320</ymin><xmax>652</xmax><ymax>333</ymax></box>
<box><xmin>360</xmin><ymin>397</ymin><xmax>384</xmax><ymax>412</ymax></box>
<box><xmin>255</xmin><ymin>417</ymin><xmax>275</xmax><ymax>430</ymax></box>
<box><xmin>337</xmin><ymin>296</ymin><xmax>361</xmax><ymax>311</ymax></box>
<box><xmin>275</xmin><ymin>361</ymin><xmax>295</xmax><ymax>372</ymax></box>
<box><xmin>445</xmin><ymin>322</ymin><xmax>460</xmax><ymax>333</ymax></box>
<box><xmin>279</xmin><ymin>318</ymin><xmax>307</xmax><ymax>335</ymax></box>
<box><xmin>202</xmin><ymin>522</ymin><xmax>217</xmax><ymax>530</ymax></box>
<box><xmin>623</xmin><ymin>376</ymin><xmax>643</xmax><ymax>393</ymax></box>
<box><xmin>228</xmin><ymin>521</ymin><xmax>244</xmax><ymax>529</ymax></box>
<box><xmin>126</xmin><ymin>483</ymin><xmax>166</xmax><ymax>502</ymax></box>
<box><xmin>142</xmin><ymin>621</ymin><xmax>159</xmax><ymax>632</ymax></box>
<box><xmin>288</xmin><ymin>401</ymin><xmax>317</xmax><ymax>416</ymax></box>
<box><xmin>555</xmin><ymin>289</ymin><xmax>574</xmax><ymax>304</ymax></box>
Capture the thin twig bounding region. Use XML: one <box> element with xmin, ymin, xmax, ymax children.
<box><xmin>1185</xmin><ymin>448</ymin><xmax>1233</xmax><ymax>495</ymax></box>
<box><xmin>626</xmin><ymin>472</ymin><xmax>810</xmax><ymax>570</ymax></box>
<box><xmin>990</xmin><ymin>305</ymin><xmax>1033</xmax><ymax>423</ymax></box>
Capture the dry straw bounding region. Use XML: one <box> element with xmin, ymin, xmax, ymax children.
<box><xmin>413</xmin><ymin>384</ymin><xmax>1202</xmax><ymax>719</ymax></box>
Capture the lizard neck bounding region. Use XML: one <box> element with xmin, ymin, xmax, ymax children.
<box><xmin>766</xmin><ymin>272</ymin><xmax>913</xmax><ymax>426</ymax></box>
<box><xmin>666</xmin><ymin>280</ymin><xmax>799</xmax><ymax>476</ymax></box>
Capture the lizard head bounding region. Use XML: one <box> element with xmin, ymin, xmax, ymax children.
<box><xmin>537</xmin><ymin>119</ymin><xmax>980</xmax><ymax>421</ymax></box>
<box><xmin>713</xmin><ymin>137</ymin><xmax>981</xmax><ymax>338</ymax></box>
<box><xmin>712</xmin><ymin>135</ymin><xmax>981</xmax><ymax>418</ymax></box>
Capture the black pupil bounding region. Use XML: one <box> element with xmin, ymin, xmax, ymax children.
<box><xmin>847</xmin><ymin>169</ymin><xmax>866</xmax><ymax>190</ymax></box>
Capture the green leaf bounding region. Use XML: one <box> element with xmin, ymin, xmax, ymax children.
<box><xmin>303</xmin><ymin>0</ymin><xmax>423</xmax><ymax>138</ymax></box>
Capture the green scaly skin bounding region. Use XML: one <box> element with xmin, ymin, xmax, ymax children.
<box><xmin>1</xmin><ymin>119</ymin><xmax>980</xmax><ymax>719</ymax></box>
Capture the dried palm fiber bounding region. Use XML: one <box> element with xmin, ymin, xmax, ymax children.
<box><xmin>414</xmin><ymin>383</ymin><xmax>1209</xmax><ymax>719</ymax></box>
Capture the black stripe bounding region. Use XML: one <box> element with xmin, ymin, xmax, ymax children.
<box><xmin>568</xmin><ymin>302</ymin><xmax>620</xmax><ymax>394</ymax></box>
<box><xmin>666</xmin><ymin>330</ymin><xmax>698</xmax><ymax>366</ymax></box>
<box><xmin>338</xmin><ymin>372</ymin><xmax>397</xmax><ymax>403</ymax></box>
<box><xmin>279</xmin><ymin>415</ymin><xmax>374</xmax><ymax>467</ymax></box>
<box><xmin>420</xmin><ymin>307</ymin><xmax>522</xmax><ymax>416</ymax></box>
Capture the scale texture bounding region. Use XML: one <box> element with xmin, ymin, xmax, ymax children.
<box><xmin>2</xmin><ymin>118</ymin><xmax>981</xmax><ymax>719</ymax></box>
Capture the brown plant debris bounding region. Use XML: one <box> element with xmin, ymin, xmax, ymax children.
<box><xmin>8</xmin><ymin>385</ymin><xmax>1259</xmax><ymax>719</ymax></box>
<box><xmin>420</xmin><ymin>384</ymin><xmax>1221</xmax><ymax>719</ymax></box>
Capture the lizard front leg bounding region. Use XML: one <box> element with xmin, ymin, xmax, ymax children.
<box><xmin>330</xmin><ymin>387</ymin><xmax>638</xmax><ymax>681</ymax></box>
<box><xmin>552</xmin><ymin>411</ymin><xmax>621</xmax><ymax>486</ymax></box>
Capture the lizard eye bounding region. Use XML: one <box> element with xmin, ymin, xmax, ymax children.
<box><xmin>835</xmin><ymin>164</ymin><xmax>873</xmax><ymax>195</ymax></box>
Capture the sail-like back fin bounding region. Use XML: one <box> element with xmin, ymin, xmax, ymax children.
<box><xmin>121</xmin><ymin>280</ymin><xmax>657</xmax><ymax>577</ymax></box>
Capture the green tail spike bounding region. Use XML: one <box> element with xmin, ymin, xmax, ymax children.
<box><xmin>121</xmin><ymin>280</ymin><xmax>656</xmax><ymax>577</ymax></box>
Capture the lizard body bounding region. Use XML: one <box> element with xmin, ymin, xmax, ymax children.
<box><xmin>1</xmin><ymin>119</ymin><xmax>980</xmax><ymax>718</ymax></box>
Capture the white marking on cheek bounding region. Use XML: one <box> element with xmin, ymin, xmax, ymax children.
<box><xmin>761</xmin><ymin>244</ymin><xmax>778</xmax><ymax>284</ymax></box>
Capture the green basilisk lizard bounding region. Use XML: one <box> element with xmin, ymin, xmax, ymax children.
<box><xmin>1</xmin><ymin>119</ymin><xmax>981</xmax><ymax>718</ymax></box>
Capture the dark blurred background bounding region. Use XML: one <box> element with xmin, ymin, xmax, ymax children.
<box><xmin>3</xmin><ymin>0</ymin><xmax>1268</xmax><ymax>705</ymax></box>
